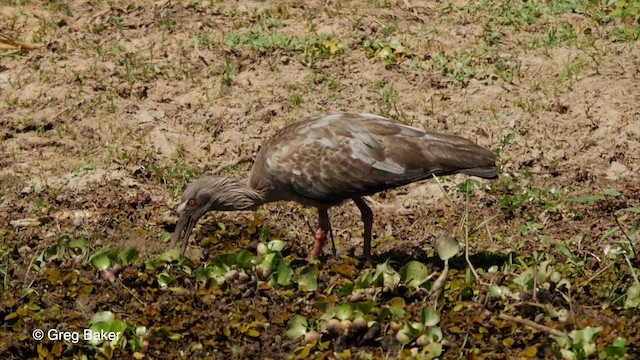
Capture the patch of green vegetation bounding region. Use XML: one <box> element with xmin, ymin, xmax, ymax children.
<box><xmin>225</xmin><ymin>29</ymin><xmax>299</xmax><ymax>53</ymax></box>
<box><xmin>146</xmin><ymin>147</ymin><xmax>199</xmax><ymax>198</ymax></box>
<box><xmin>363</xmin><ymin>38</ymin><xmax>411</xmax><ymax>66</ymax></box>
<box><xmin>221</xmin><ymin>63</ymin><xmax>235</xmax><ymax>86</ymax></box>
<box><xmin>436</xmin><ymin>50</ymin><xmax>485</xmax><ymax>83</ymax></box>
<box><xmin>301</xmin><ymin>36</ymin><xmax>347</xmax><ymax>68</ymax></box>
<box><xmin>522</xmin><ymin>23</ymin><xmax>579</xmax><ymax>54</ymax></box>
<box><xmin>289</xmin><ymin>93</ymin><xmax>302</xmax><ymax>107</ymax></box>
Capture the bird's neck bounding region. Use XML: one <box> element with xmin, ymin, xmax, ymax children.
<box><xmin>215</xmin><ymin>177</ymin><xmax>267</xmax><ymax>211</ymax></box>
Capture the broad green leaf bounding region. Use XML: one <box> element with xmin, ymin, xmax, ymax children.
<box><xmin>355</xmin><ymin>301</ymin><xmax>376</xmax><ymax>315</ymax></box>
<box><xmin>268</xmin><ymin>240</ymin><xmax>285</xmax><ymax>252</ymax></box>
<box><xmin>624</xmin><ymin>284</ymin><xmax>640</xmax><ymax>309</ymax></box>
<box><xmin>400</xmin><ymin>261</ymin><xmax>430</xmax><ymax>289</ymax></box>
<box><xmin>568</xmin><ymin>326</ymin><xmax>602</xmax><ymax>343</ymax></box>
<box><xmin>388</xmin><ymin>297</ymin><xmax>406</xmax><ymax>318</ymax></box>
<box><xmin>436</xmin><ymin>236</ymin><xmax>459</xmax><ymax>261</ymax></box>
<box><xmin>423</xmin><ymin>342</ymin><xmax>443</xmax><ymax>358</ymax></box>
<box><xmin>286</xmin><ymin>315</ymin><xmax>308</xmax><ymax>339</ymax></box>
<box><xmin>488</xmin><ymin>284</ymin><xmax>505</xmax><ymax>298</ymax></box>
<box><xmin>158</xmin><ymin>248</ymin><xmax>181</xmax><ymax>262</ymax></box>
<box><xmin>297</xmin><ymin>266</ymin><xmax>318</xmax><ymax>292</ymax></box>
<box><xmin>90</xmin><ymin>311</ymin><xmax>115</xmax><ymax>324</ymax></box>
<box><xmin>236</xmin><ymin>250</ymin><xmax>254</xmax><ymax>269</ymax></box>
<box><xmin>68</xmin><ymin>237</ymin><xmax>88</xmax><ymax>251</ymax></box>
<box><xmin>421</xmin><ymin>307</ymin><xmax>440</xmax><ymax>327</ymax></box>
<box><xmin>218</xmin><ymin>253</ymin><xmax>237</xmax><ymax>267</ymax></box>
<box><xmin>426</xmin><ymin>326</ymin><xmax>443</xmax><ymax>342</ymax></box>
<box><xmin>90</xmin><ymin>252</ymin><xmax>114</xmax><ymax>271</ymax></box>
<box><xmin>195</xmin><ymin>267</ymin><xmax>213</xmax><ymax>282</ymax></box>
<box><xmin>118</xmin><ymin>246</ymin><xmax>139</xmax><ymax>265</ymax></box>
<box><xmin>335</xmin><ymin>303</ymin><xmax>353</xmax><ymax>321</ymax></box>
<box><xmin>276</xmin><ymin>261</ymin><xmax>293</xmax><ymax>286</ymax></box>
<box><xmin>157</xmin><ymin>271</ymin><xmax>175</xmax><ymax>287</ymax></box>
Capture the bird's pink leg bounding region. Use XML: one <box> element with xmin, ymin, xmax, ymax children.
<box><xmin>353</xmin><ymin>197</ymin><xmax>374</xmax><ymax>260</ymax></box>
<box><xmin>310</xmin><ymin>208</ymin><xmax>331</xmax><ymax>260</ymax></box>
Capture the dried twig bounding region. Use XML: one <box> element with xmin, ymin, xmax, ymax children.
<box><xmin>0</xmin><ymin>34</ymin><xmax>42</xmax><ymax>52</ymax></box>
<box><xmin>498</xmin><ymin>313</ymin><xmax>567</xmax><ymax>338</ymax></box>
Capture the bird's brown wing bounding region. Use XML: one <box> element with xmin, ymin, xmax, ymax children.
<box><xmin>255</xmin><ymin>113</ymin><xmax>497</xmax><ymax>205</ymax></box>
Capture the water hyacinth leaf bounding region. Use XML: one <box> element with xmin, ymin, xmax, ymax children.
<box><xmin>276</xmin><ymin>261</ymin><xmax>293</xmax><ymax>286</ymax></box>
<box><xmin>602</xmin><ymin>338</ymin><xmax>628</xmax><ymax>357</ymax></box>
<box><xmin>90</xmin><ymin>311</ymin><xmax>115</xmax><ymax>324</ymax></box>
<box><xmin>297</xmin><ymin>266</ymin><xmax>318</xmax><ymax>292</ymax></box>
<box><xmin>268</xmin><ymin>240</ymin><xmax>285</xmax><ymax>252</ymax></box>
<box><xmin>436</xmin><ymin>236</ymin><xmax>459</xmax><ymax>261</ymax></box>
<box><xmin>426</xmin><ymin>326</ymin><xmax>443</xmax><ymax>342</ymax></box>
<box><xmin>338</xmin><ymin>283</ymin><xmax>354</xmax><ymax>296</ymax></box>
<box><xmin>396</xmin><ymin>321</ymin><xmax>422</xmax><ymax>344</ymax></box>
<box><xmin>157</xmin><ymin>272</ymin><xmax>175</xmax><ymax>287</ymax></box>
<box><xmin>317</xmin><ymin>303</ymin><xmax>335</xmax><ymax>320</ymax></box>
<box><xmin>512</xmin><ymin>268</ymin><xmax>535</xmax><ymax>290</ymax></box>
<box><xmin>400</xmin><ymin>261</ymin><xmax>430</xmax><ymax>289</ymax></box>
<box><xmin>624</xmin><ymin>283</ymin><xmax>640</xmax><ymax>308</ymax></box>
<box><xmin>158</xmin><ymin>248</ymin><xmax>181</xmax><ymax>262</ymax></box>
<box><xmin>236</xmin><ymin>250</ymin><xmax>254</xmax><ymax>269</ymax></box>
<box><xmin>355</xmin><ymin>268</ymin><xmax>374</xmax><ymax>288</ymax></box>
<box><xmin>355</xmin><ymin>301</ymin><xmax>376</xmax><ymax>315</ymax></box>
<box><xmin>118</xmin><ymin>246</ymin><xmax>139</xmax><ymax>265</ymax></box>
<box><xmin>88</xmin><ymin>322</ymin><xmax>112</xmax><ymax>346</ymax></box>
<box><xmin>218</xmin><ymin>253</ymin><xmax>237</xmax><ymax>267</ymax></box>
<box><xmin>569</xmin><ymin>326</ymin><xmax>602</xmax><ymax>344</ymax></box>
<box><xmin>44</xmin><ymin>244</ymin><xmax>60</xmax><ymax>261</ymax></box>
<box><xmin>136</xmin><ymin>326</ymin><xmax>147</xmax><ymax>336</ymax></box>
<box><xmin>374</xmin><ymin>260</ymin><xmax>400</xmax><ymax>289</ymax></box>
<box><xmin>423</xmin><ymin>342</ymin><xmax>443</xmax><ymax>358</ymax></box>
<box><xmin>68</xmin><ymin>236</ymin><xmax>88</xmax><ymax>252</ymax></box>
<box><xmin>488</xmin><ymin>284</ymin><xmax>505</xmax><ymax>298</ymax></box>
<box><xmin>377</xmin><ymin>46</ymin><xmax>392</xmax><ymax>60</ymax></box>
<box><xmin>335</xmin><ymin>303</ymin><xmax>353</xmax><ymax>321</ymax></box>
<box><xmin>195</xmin><ymin>267</ymin><xmax>212</xmax><ymax>282</ymax></box>
<box><xmin>286</xmin><ymin>315</ymin><xmax>308</xmax><ymax>339</ymax></box>
<box><xmin>109</xmin><ymin>320</ymin><xmax>126</xmax><ymax>343</ymax></box>
<box><xmin>421</xmin><ymin>307</ymin><xmax>440</xmax><ymax>327</ymax></box>
<box><xmin>90</xmin><ymin>252</ymin><xmax>115</xmax><ymax>271</ymax></box>
<box><xmin>388</xmin><ymin>297</ymin><xmax>406</xmax><ymax>318</ymax></box>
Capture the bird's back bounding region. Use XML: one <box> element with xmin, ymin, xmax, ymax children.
<box><xmin>249</xmin><ymin>113</ymin><xmax>498</xmax><ymax>206</ymax></box>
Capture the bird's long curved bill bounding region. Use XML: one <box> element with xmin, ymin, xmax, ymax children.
<box><xmin>171</xmin><ymin>215</ymin><xmax>197</xmax><ymax>255</ymax></box>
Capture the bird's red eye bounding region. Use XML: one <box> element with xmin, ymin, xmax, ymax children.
<box><xmin>188</xmin><ymin>198</ymin><xmax>196</xmax><ymax>206</ymax></box>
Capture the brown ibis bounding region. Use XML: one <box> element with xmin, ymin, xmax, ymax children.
<box><xmin>171</xmin><ymin>112</ymin><xmax>498</xmax><ymax>260</ymax></box>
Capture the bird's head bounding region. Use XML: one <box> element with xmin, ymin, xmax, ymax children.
<box><xmin>170</xmin><ymin>176</ymin><xmax>262</xmax><ymax>254</ymax></box>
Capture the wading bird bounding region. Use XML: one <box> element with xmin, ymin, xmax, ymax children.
<box><xmin>171</xmin><ymin>112</ymin><xmax>498</xmax><ymax>260</ymax></box>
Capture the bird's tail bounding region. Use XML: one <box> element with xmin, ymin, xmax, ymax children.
<box><xmin>460</xmin><ymin>166</ymin><xmax>500</xmax><ymax>179</ymax></box>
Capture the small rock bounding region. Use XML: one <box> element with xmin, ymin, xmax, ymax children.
<box><xmin>606</xmin><ymin>161</ymin><xmax>629</xmax><ymax>180</ymax></box>
<box><xmin>18</xmin><ymin>245</ymin><xmax>33</xmax><ymax>257</ymax></box>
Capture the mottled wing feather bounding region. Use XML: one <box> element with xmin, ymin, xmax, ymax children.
<box><xmin>251</xmin><ymin>113</ymin><xmax>497</xmax><ymax>205</ymax></box>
